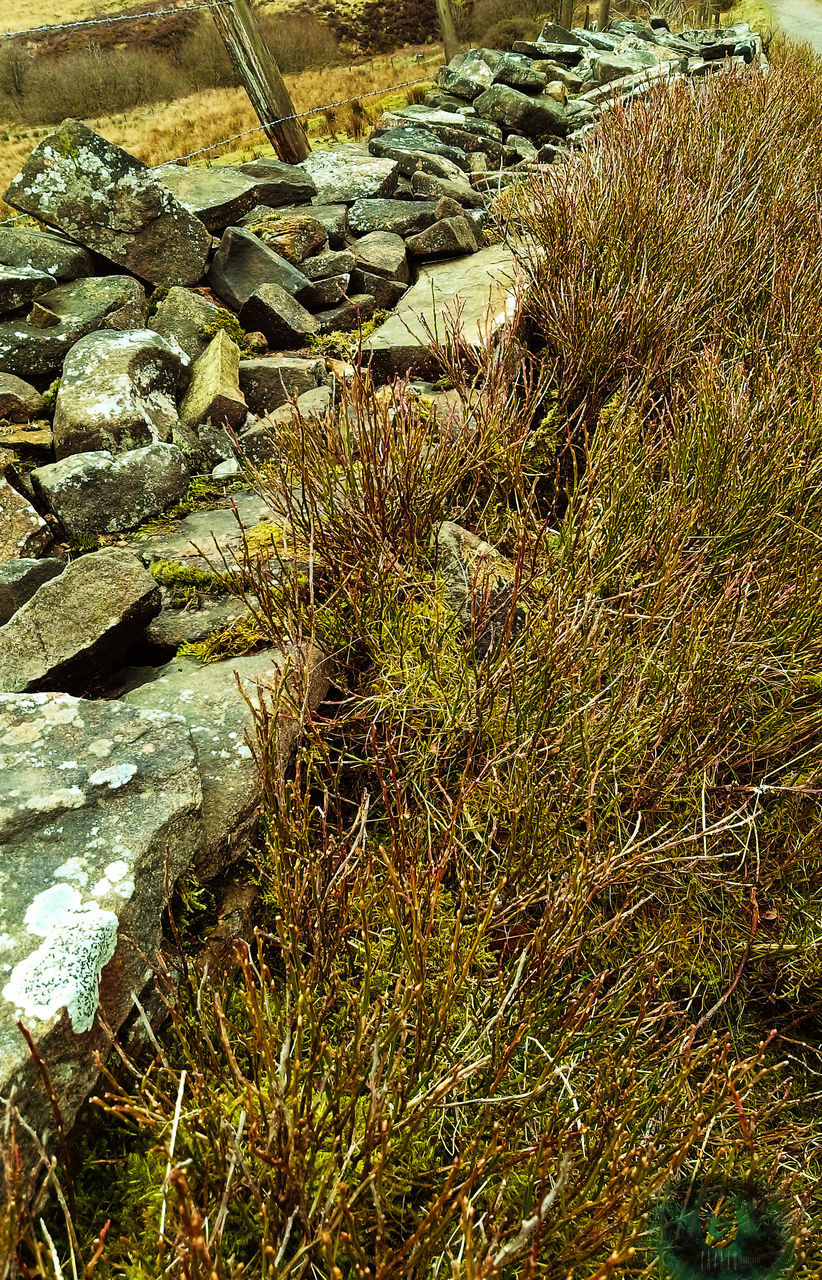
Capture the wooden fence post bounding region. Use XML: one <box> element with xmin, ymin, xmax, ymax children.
<box><xmin>561</xmin><ymin>0</ymin><xmax>574</xmax><ymax>30</ymax></box>
<box><xmin>211</xmin><ymin>0</ymin><xmax>311</xmax><ymax>163</ymax></box>
<box><xmin>435</xmin><ymin>0</ymin><xmax>459</xmax><ymax>64</ymax></box>
<box><xmin>597</xmin><ymin>0</ymin><xmax>610</xmax><ymax>33</ymax></box>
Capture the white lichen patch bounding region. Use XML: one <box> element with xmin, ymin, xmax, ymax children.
<box><xmin>88</xmin><ymin>762</ymin><xmax>137</xmax><ymax>789</ymax></box>
<box><xmin>3</xmin><ymin>903</ymin><xmax>118</xmax><ymax>1034</ymax></box>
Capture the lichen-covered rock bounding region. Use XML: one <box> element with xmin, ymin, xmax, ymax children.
<box><xmin>53</xmin><ymin>328</ymin><xmax>186</xmax><ymax>458</ymax></box>
<box><xmin>237</xmin><ymin>156</ymin><xmax>318</xmax><ymax>205</ymax></box>
<box><xmin>410</xmin><ymin>170</ymin><xmax>486</xmax><ymax>208</ymax></box>
<box><xmin>0</xmin><ymin>690</ymin><xmax>203</xmax><ymax>1140</ymax></box>
<box><xmin>473</xmin><ymin>83</ymin><xmax>568</xmax><ymax>138</ymax></box>
<box><xmin>208</xmin><ymin>226</ymin><xmax>313</xmax><ymax>312</ymax></box>
<box><xmin>348</xmin><ymin>268</ymin><xmax>406</xmax><ymax>310</ymax></box>
<box><xmin>121</xmin><ymin>646</ymin><xmax>328</xmax><ymax>874</ymax></box>
<box><xmin>437</xmin><ymin>49</ymin><xmax>496</xmax><ymax>100</ymax></box>
<box><xmin>0</xmin><ymin>478</ymin><xmax>51</xmax><ymax>563</ymax></box>
<box><xmin>0</xmin><ymin>275</ymin><xmax>146</xmax><ymax>379</ymax></box>
<box><xmin>348</xmin><ymin>198</ymin><xmax>439</xmax><ymax>237</ymax></box>
<box><xmin>0</xmin><ymin>557</ymin><xmax>63</xmax><ymax>625</ymax></box>
<box><xmin>147</xmin><ymin>286</ymin><xmax>221</xmax><ymax>363</ymax></box>
<box><xmin>405</xmin><ymin>215</ymin><xmax>481</xmax><ymax>261</ymax></box>
<box><xmin>0</xmin><ymin>372</ymin><xmax>44</xmax><ymax>422</ymax></box>
<box><xmin>0</xmin><ymin>224</ymin><xmax>96</xmax><ymax>281</ymax></box>
<box><xmin>300</xmin><ymin>142</ymin><xmax>399</xmax><ymax>203</ymax></box>
<box><xmin>179</xmin><ymin>330</ymin><xmax>246</xmax><ymax>437</ymax></box>
<box><xmin>301</xmin><ymin>249</ymin><xmax>356</xmax><ymax>281</ymax></box>
<box><xmin>4</xmin><ymin>120</ymin><xmax>211</xmax><ymax>286</ymax></box>
<box><xmin>376</xmin><ymin>106</ymin><xmax>504</xmax><ymax>163</ymax></box>
<box><xmin>315</xmin><ymin>293</ymin><xmax>376</xmax><ymax>335</ymax></box>
<box><xmin>0</xmin><ymin>547</ymin><xmax>160</xmax><ymax>693</ymax></box>
<box><xmin>352</xmin><ymin>231</ymin><xmax>410</xmax><ymax>282</ymax></box>
<box><xmin>369</xmin><ymin>127</ymin><xmax>469</xmax><ymax>175</ymax></box>
<box><xmin>155</xmin><ymin>162</ymin><xmax>314</xmax><ymax>233</ymax></box>
<box><xmin>238</xmin><ymin>283</ymin><xmax>319</xmax><ymax>348</ymax></box>
<box><xmin>0</xmin><ymin>264</ymin><xmax>56</xmax><ymax>315</ymax></box>
<box><xmin>31</xmin><ymin>444</ymin><xmax>189</xmax><ymax>541</ymax></box>
<box><xmin>240</xmin><ymin>384</ymin><xmax>335</xmax><ymax>463</ymax></box>
<box><xmin>239</xmin><ymin>355</ymin><xmax>326</xmax><ymax>417</ymax></box>
<box><xmin>247</xmin><ymin>212</ymin><xmax>328</xmax><ymax>265</ymax></box>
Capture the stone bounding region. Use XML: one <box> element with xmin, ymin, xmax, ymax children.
<box><xmin>0</xmin><ymin>558</ymin><xmax>64</xmax><ymax>626</ymax></box>
<box><xmin>348</xmin><ymin>269</ymin><xmax>406</xmax><ymax>310</ymax></box>
<box><xmin>212</xmin><ymin>457</ymin><xmax>239</xmax><ymax>480</ymax></box>
<box><xmin>0</xmin><ymin>548</ymin><xmax>160</xmax><ymax>693</ymax></box>
<box><xmin>405</xmin><ymin>215</ymin><xmax>481</xmax><ymax>261</ymax></box>
<box><xmin>0</xmin><ymin>373</ymin><xmax>44</xmax><ymax>421</ymax></box>
<box><xmin>237</xmin><ymin>156</ymin><xmax>318</xmax><ymax>205</ymax></box>
<box><xmin>5</xmin><ymin>121</ymin><xmax>211</xmax><ymax>287</ymax></box>
<box><xmin>238</xmin><ymin>284</ymin><xmax>318</xmax><ymax>348</ymax></box>
<box><xmin>437</xmin><ymin>50</ymin><xmax>496</xmax><ymax>100</ymax></box>
<box><xmin>369</xmin><ymin>128</ymin><xmax>469</xmax><ymax>174</ymax></box>
<box><xmin>315</xmin><ymin>294</ymin><xmax>376</xmax><ymax>335</ymax></box>
<box><xmin>410</xmin><ymin>170</ymin><xmax>486</xmax><ymax>208</ymax></box>
<box><xmin>179</xmin><ymin>330</ymin><xmax>246</xmax><ymax>436</ymax></box>
<box><xmin>541</xmin><ymin>61</ymin><xmax>586</xmax><ymax>90</ymax></box>
<box><xmin>362</xmin><ymin>244</ymin><xmax>516</xmax><ymax>379</ymax></box>
<box><xmin>244</xmin><ymin>212</ymin><xmax>328</xmax><ymax>265</ymax></box>
<box><xmin>121</xmin><ymin>646</ymin><xmax>328</xmax><ymax>873</ymax></box>
<box><xmin>512</xmin><ymin>39</ymin><xmax>585</xmax><ymax>64</ymax></box>
<box><xmin>434</xmin><ymin>196</ymin><xmax>466</xmax><ymax>220</ymax></box>
<box><xmin>348</xmin><ymin>199</ymin><xmax>439</xmax><ymax>237</ymax></box>
<box><xmin>238</xmin><ymin>355</ymin><xmax>326</xmax><ymax>417</ymax></box>
<box><xmin>377</xmin><ymin>107</ymin><xmax>504</xmax><ymax>160</ymax></box>
<box><xmin>0</xmin><ymin>423</ymin><xmax>53</xmax><ymax>458</ymax></box>
<box><xmin>240</xmin><ymin>386</ymin><xmax>335</xmax><ymax>464</ymax></box>
<box><xmin>473</xmin><ymin>84</ymin><xmax>568</xmax><ymax>139</ymax></box>
<box><xmin>437</xmin><ymin>518</ymin><xmax>515</xmax><ymax>657</ymax></box>
<box><xmin>31</xmin><ymin>444</ymin><xmax>189</xmax><ymax>541</ymax></box>
<box><xmin>145</xmin><ymin>595</ymin><xmax>249</xmax><ymax>649</ymax></box>
<box><xmin>155</xmin><ymin>162</ymin><xmax>314</xmax><ymax>233</ymax></box>
<box><xmin>0</xmin><ymin>225</ymin><xmax>96</xmax><ymax>281</ymax></box>
<box><xmin>305</xmin><ymin>274</ymin><xmax>350</xmax><ymax>308</ymax></box>
<box><xmin>131</xmin><ymin>490</ymin><xmax>276</xmax><ymax>572</ymax></box>
<box><xmin>487</xmin><ymin>52</ymin><xmax>548</xmax><ymax>93</ymax></box>
<box><xmin>593</xmin><ymin>51</ymin><xmax>654</xmax><ymax>83</ymax></box>
<box><xmin>538</xmin><ymin>21</ymin><xmax>586</xmax><ymax>44</ymax></box>
<box><xmin>0</xmin><ymin>275</ymin><xmax>146</xmax><ymax>380</ymax></box>
<box><xmin>301</xmin><ymin>249</ymin><xmax>356</xmax><ymax>281</ymax></box>
<box><xmin>208</xmin><ymin>227</ymin><xmax>313</xmax><ymax>312</ymax></box>
<box><xmin>352</xmin><ymin>231</ymin><xmax>410</xmax><ymax>282</ymax></box>
<box><xmin>53</xmin><ymin>329</ymin><xmax>185</xmax><ymax>459</ymax></box>
<box><xmin>0</xmin><ymin>480</ymin><xmax>51</xmax><ymax>563</ymax></box>
<box><xmin>0</xmin><ymin>264</ymin><xmax>56</xmax><ymax>315</ymax></box>
<box><xmin>300</xmin><ymin>143</ymin><xmax>399</xmax><ymax>203</ymax></box>
<box><xmin>28</xmin><ymin>302</ymin><xmax>60</xmax><ymax>329</ymax></box>
<box><xmin>0</xmin><ymin>690</ymin><xmax>202</xmax><ymax>1140</ymax></box>
<box><xmin>148</xmin><ymin>286</ymin><xmax>221</xmax><ymax>363</ymax></box>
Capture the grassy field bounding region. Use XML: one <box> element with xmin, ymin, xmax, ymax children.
<box><xmin>4</xmin><ymin>42</ymin><xmax>822</xmax><ymax>1279</ymax></box>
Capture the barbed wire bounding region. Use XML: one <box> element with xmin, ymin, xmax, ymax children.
<box><xmin>0</xmin><ymin>1</ymin><xmax>228</xmax><ymax>42</ymax></box>
<box><xmin>169</xmin><ymin>69</ymin><xmax>439</xmax><ymax>162</ymax></box>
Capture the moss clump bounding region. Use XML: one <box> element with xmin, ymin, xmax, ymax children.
<box><xmin>200</xmin><ymin>308</ymin><xmax>254</xmax><ymax>353</ymax></box>
<box><xmin>308</xmin><ymin>309</ymin><xmax>389</xmax><ymax>359</ymax></box>
<box><xmin>149</xmin><ymin>559</ymin><xmax>230</xmax><ymax>594</ymax></box>
<box><xmin>177</xmin><ymin>614</ymin><xmax>267</xmax><ymax>663</ymax></box>
<box><xmin>40</xmin><ymin>377</ymin><xmax>60</xmax><ymax>419</ymax></box>
<box><xmin>146</xmin><ymin>285</ymin><xmax>169</xmax><ymax>319</ymax></box>
<box><xmin>133</xmin><ymin>474</ymin><xmax>246</xmax><ymax>535</ymax></box>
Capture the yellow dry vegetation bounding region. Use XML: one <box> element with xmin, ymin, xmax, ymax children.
<box><xmin>0</xmin><ymin>47</ymin><xmax>439</xmax><ymax>212</ymax></box>
<box><xmin>1</xmin><ymin>0</ymin><xmax>295</xmax><ymax>36</ymax></box>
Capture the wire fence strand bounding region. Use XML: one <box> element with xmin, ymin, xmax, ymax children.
<box><xmin>0</xmin><ymin>0</ymin><xmax>228</xmax><ymax>42</ymax></box>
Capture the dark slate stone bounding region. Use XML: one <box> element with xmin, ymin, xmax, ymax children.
<box><xmin>348</xmin><ymin>198</ymin><xmax>439</xmax><ymax>237</ymax></box>
<box><xmin>238</xmin><ymin>284</ymin><xmax>318</xmax><ymax>347</ymax></box>
<box><xmin>208</xmin><ymin>227</ymin><xmax>313</xmax><ymax>311</ymax></box>
<box><xmin>0</xmin><ymin>558</ymin><xmax>64</xmax><ymax>626</ymax></box>
<box><xmin>0</xmin><ymin>226</ymin><xmax>96</xmax><ymax>281</ymax></box>
<box><xmin>369</xmin><ymin>128</ymin><xmax>469</xmax><ymax>174</ymax></box>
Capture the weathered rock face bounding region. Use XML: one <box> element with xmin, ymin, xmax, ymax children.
<box><xmin>0</xmin><ymin>558</ymin><xmax>64</xmax><ymax>625</ymax></box>
<box><xmin>0</xmin><ymin>478</ymin><xmax>50</xmax><ymax>563</ymax></box>
<box><xmin>208</xmin><ymin>227</ymin><xmax>313</xmax><ymax>311</ymax></box>
<box><xmin>0</xmin><ymin>275</ymin><xmax>146</xmax><ymax>379</ymax></box>
<box><xmin>0</xmin><ymin>690</ymin><xmax>203</xmax><ymax>1139</ymax></box>
<box><xmin>362</xmin><ymin>244</ymin><xmax>516</xmax><ymax>379</ymax></box>
<box><xmin>352</xmin><ymin>231</ymin><xmax>410</xmax><ymax>282</ymax></box>
<box><xmin>301</xmin><ymin>249</ymin><xmax>356</xmax><ymax>282</ymax></box>
<box><xmin>369</xmin><ymin>127</ymin><xmax>469</xmax><ymax>175</ymax></box>
<box><xmin>238</xmin><ymin>156</ymin><xmax>318</xmax><ymax>205</ymax></box>
<box><xmin>53</xmin><ymin>328</ymin><xmax>185</xmax><ymax>458</ymax></box>
<box><xmin>147</xmin><ymin>286</ymin><xmax>221</xmax><ymax>363</ymax></box>
<box><xmin>155</xmin><ymin>162</ymin><xmax>315</xmax><ymax>233</ymax></box>
<box><xmin>239</xmin><ymin>355</ymin><xmax>326</xmax><ymax>417</ymax></box>
<box><xmin>247</xmin><ymin>212</ymin><xmax>328</xmax><ymax>265</ymax></box>
<box><xmin>0</xmin><ymin>373</ymin><xmax>44</xmax><ymax>422</ymax></box>
<box><xmin>122</xmin><ymin>646</ymin><xmax>328</xmax><ymax>874</ymax></box>
<box><xmin>4</xmin><ymin>120</ymin><xmax>211</xmax><ymax>286</ymax></box>
<box><xmin>0</xmin><ymin>264</ymin><xmax>56</xmax><ymax>315</ymax></box>
<box><xmin>406</xmin><ymin>215</ymin><xmax>481</xmax><ymax>261</ymax></box>
<box><xmin>179</xmin><ymin>330</ymin><xmax>246</xmax><ymax>439</ymax></box>
<box><xmin>239</xmin><ymin>283</ymin><xmax>319</xmax><ymax>347</ymax></box>
<box><xmin>300</xmin><ymin>143</ymin><xmax>399</xmax><ymax>204</ymax></box>
<box><xmin>437</xmin><ymin>49</ymin><xmax>496</xmax><ymax>100</ymax></box>
<box><xmin>473</xmin><ymin>83</ymin><xmax>568</xmax><ymax>137</ymax></box>
<box><xmin>0</xmin><ymin>225</ymin><xmax>96</xmax><ymax>281</ymax></box>
<box><xmin>410</xmin><ymin>170</ymin><xmax>485</xmax><ymax>208</ymax></box>
<box><xmin>31</xmin><ymin>444</ymin><xmax>189</xmax><ymax>541</ymax></box>
<box><xmin>258</xmin><ymin>202</ymin><xmax>349</xmax><ymax>248</ymax></box>
<box><xmin>0</xmin><ymin>548</ymin><xmax>160</xmax><ymax>694</ymax></box>
<box><xmin>348</xmin><ymin>199</ymin><xmax>439</xmax><ymax>237</ymax></box>
<box><xmin>131</xmin><ymin>490</ymin><xmax>276</xmax><ymax>572</ymax></box>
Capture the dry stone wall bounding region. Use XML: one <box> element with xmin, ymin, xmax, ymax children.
<box><xmin>0</xmin><ymin>15</ymin><xmax>762</xmax><ymax>1157</ymax></box>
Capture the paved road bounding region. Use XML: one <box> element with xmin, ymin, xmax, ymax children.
<box><xmin>770</xmin><ymin>0</ymin><xmax>822</xmax><ymax>52</ymax></box>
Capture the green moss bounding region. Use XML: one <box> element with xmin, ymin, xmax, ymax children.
<box><xmin>199</xmin><ymin>308</ymin><xmax>254</xmax><ymax>353</ymax></box>
<box><xmin>149</xmin><ymin>559</ymin><xmax>230</xmax><ymax>593</ymax></box>
<box><xmin>133</xmin><ymin>473</ymin><xmax>246</xmax><ymax>536</ymax></box>
<box><xmin>146</xmin><ymin>285</ymin><xmax>169</xmax><ymax>319</ymax></box>
<box><xmin>40</xmin><ymin>377</ymin><xmax>60</xmax><ymax>419</ymax></box>
<box><xmin>177</xmin><ymin>614</ymin><xmax>267</xmax><ymax>663</ymax></box>
<box><xmin>308</xmin><ymin>308</ymin><xmax>389</xmax><ymax>359</ymax></box>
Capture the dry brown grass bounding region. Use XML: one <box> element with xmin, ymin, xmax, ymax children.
<box><xmin>0</xmin><ymin>46</ymin><xmax>440</xmax><ymax>214</ymax></box>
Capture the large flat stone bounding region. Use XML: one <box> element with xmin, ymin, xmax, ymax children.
<box><xmin>239</xmin><ymin>355</ymin><xmax>326</xmax><ymax>416</ymax></box>
<box><xmin>0</xmin><ymin>264</ymin><xmax>56</xmax><ymax>316</ymax></box>
<box><xmin>121</xmin><ymin>646</ymin><xmax>328</xmax><ymax>873</ymax></box>
<box><xmin>0</xmin><ymin>225</ymin><xmax>96</xmax><ymax>281</ymax></box>
<box><xmin>0</xmin><ymin>547</ymin><xmax>160</xmax><ymax>694</ymax></box>
<box><xmin>300</xmin><ymin>143</ymin><xmax>399</xmax><ymax>204</ymax></box>
<box><xmin>147</xmin><ymin>286</ymin><xmax>221</xmax><ymax>364</ymax></box>
<box><xmin>155</xmin><ymin>163</ymin><xmax>314</xmax><ymax>233</ymax></box>
<box><xmin>0</xmin><ymin>275</ymin><xmax>146</xmax><ymax>380</ymax></box>
<box><xmin>0</xmin><ymin>690</ymin><xmax>202</xmax><ymax>1139</ymax></box>
<box><xmin>131</xmin><ymin>490</ymin><xmax>278</xmax><ymax>571</ymax></box>
<box><xmin>4</xmin><ymin>121</ymin><xmax>211</xmax><ymax>286</ymax></box>
<box><xmin>362</xmin><ymin>245</ymin><xmax>517</xmax><ymax>378</ymax></box>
